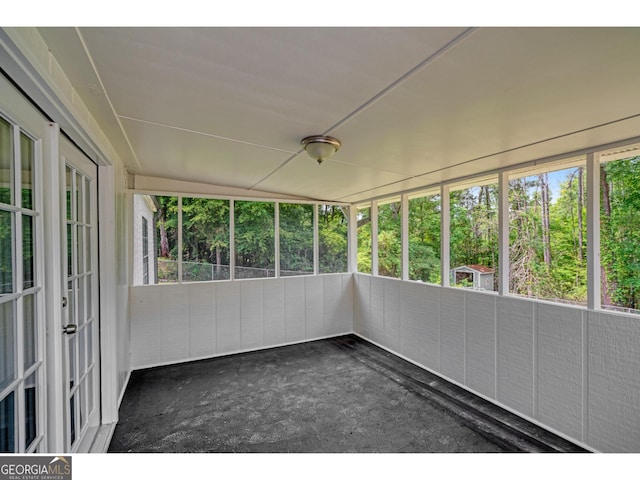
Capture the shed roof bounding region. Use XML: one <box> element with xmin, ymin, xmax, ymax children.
<box><xmin>453</xmin><ymin>264</ymin><xmax>495</xmax><ymax>274</ymax></box>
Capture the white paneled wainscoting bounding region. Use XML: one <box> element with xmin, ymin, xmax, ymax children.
<box><xmin>353</xmin><ymin>274</ymin><xmax>640</xmax><ymax>453</ymax></box>
<box><xmin>128</xmin><ymin>272</ymin><xmax>640</xmax><ymax>453</ymax></box>
<box><xmin>130</xmin><ymin>274</ymin><xmax>354</xmax><ymax>369</ymax></box>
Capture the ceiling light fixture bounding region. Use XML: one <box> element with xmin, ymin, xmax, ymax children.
<box><xmin>301</xmin><ymin>135</ymin><xmax>341</xmax><ymax>164</ymax></box>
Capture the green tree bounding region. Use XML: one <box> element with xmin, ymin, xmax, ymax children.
<box><xmin>408</xmin><ymin>195</ymin><xmax>441</xmax><ymax>283</ymax></box>
<box><xmin>319</xmin><ymin>205</ymin><xmax>348</xmax><ymax>273</ymax></box>
<box><xmin>601</xmin><ymin>156</ymin><xmax>640</xmax><ymax>308</ymax></box>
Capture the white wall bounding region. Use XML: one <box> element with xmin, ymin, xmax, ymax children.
<box><xmin>129</xmin><ymin>274</ymin><xmax>353</xmax><ymax>369</ymax></box>
<box><xmin>114</xmin><ymin>160</ymin><xmax>131</xmax><ymax>401</ymax></box>
<box><xmin>353</xmin><ymin>273</ymin><xmax>640</xmax><ymax>453</ymax></box>
<box><xmin>131</xmin><ymin>194</ymin><xmax>156</xmax><ymax>286</ymax></box>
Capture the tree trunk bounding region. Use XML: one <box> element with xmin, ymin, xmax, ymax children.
<box><xmin>600</xmin><ymin>164</ymin><xmax>613</xmax><ymax>306</ymax></box>
<box><xmin>540</xmin><ymin>174</ymin><xmax>551</xmax><ymax>267</ymax></box>
<box><xmin>577</xmin><ymin>167</ymin><xmax>584</xmax><ymax>262</ymax></box>
<box><xmin>600</xmin><ymin>164</ymin><xmax>611</xmax><ymax>217</ymax></box>
<box><xmin>158</xmin><ymin>208</ymin><xmax>170</xmax><ymax>258</ymax></box>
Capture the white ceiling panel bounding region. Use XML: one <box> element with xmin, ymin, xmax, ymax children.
<box><xmin>76</xmin><ymin>27</ymin><xmax>466</xmax><ymax>152</ymax></box>
<box><xmin>119</xmin><ymin>117</ymin><xmax>292</xmax><ymax>190</ymax></box>
<box><xmin>330</xmin><ymin>27</ymin><xmax>640</xmax><ymax>178</ymax></box>
<box><xmin>31</xmin><ymin>27</ymin><xmax>640</xmax><ymax>204</ymax></box>
<box><xmin>255</xmin><ymin>153</ymin><xmax>408</xmax><ymax>202</ymax></box>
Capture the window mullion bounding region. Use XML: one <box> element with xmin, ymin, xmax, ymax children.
<box><xmin>313</xmin><ymin>204</ymin><xmax>319</xmax><ymax>276</ymax></box>
<box><xmin>440</xmin><ymin>185</ymin><xmax>450</xmax><ymax>287</ymax></box>
<box><xmin>401</xmin><ymin>194</ymin><xmax>409</xmax><ymax>281</ymax></box>
<box><xmin>371</xmin><ymin>201</ymin><xmax>378</xmax><ymax>276</ymax></box>
<box><xmin>177</xmin><ymin>196</ymin><xmax>183</xmax><ymax>283</ymax></box>
<box><xmin>498</xmin><ymin>171</ymin><xmax>509</xmax><ymax>295</ymax></box>
<box><xmin>274</xmin><ymin>202</ymin><xmax>280</xmax><ymax>278</ymax></box>
<box><xmin>229</xmin><ymin>199</ymin><xmax>235</xmax><ymax>280</ymax></box>
<box><xmin>586</xmin><ymin>152</ymin><xmax>601</xmax><ymax>310</ymax></box>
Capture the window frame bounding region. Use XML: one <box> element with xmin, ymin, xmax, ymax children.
<box><xmin>131</xmin><ymin>192</ymin><xmax>350</xmax><ymax>285</ymax></box>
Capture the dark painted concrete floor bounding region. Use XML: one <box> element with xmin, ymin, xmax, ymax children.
<box><xmin>109</xmin><ymin>335</ymin><xmax>586</xmax><ymax>453</ymax></box>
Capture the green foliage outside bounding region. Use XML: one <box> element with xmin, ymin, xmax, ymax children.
<box><xmin>280</xmin><ymin>203</ymin><xmax>313</xmax><ymax>275</ymax></box>
<box><xmin>319</xmin><ymin>205</ymin><xmax>348</xmax><ymax>274</ymax></box>
<box><xmin>601</xmin><ymin>156</ymin><xmax>640</xmax><ymax>309</ymax></box>
<box><xmin>150</xmin><ymin>156</ymin><xmax>640</xmax><ymax>311</ymax></box>
<box><xmin>409</xmin><ymin>195</ymin><xmax>441</xmax><ymax>284</ymax></box>
<box><xmin>357</xmin><ymin>207</ymin><xmax>371</xmax><ymax>274</ymax></box>
<box><xmin>154</xmin><ymin>197</ymin><xmax>348</xmax><ymax>282</ymax></box>
<box><xmin>450</xmin><ymin>185</ymin><xmax>499</xmax><ymax>287</ymax></box>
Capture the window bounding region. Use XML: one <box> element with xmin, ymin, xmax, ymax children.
<box><xmin>0</xmin><ymin>115</ymin><xmax>43</xmax><ymax>453</ymax></box>
<box><xmin>599</xmin><ymin>144</ymin><xmax>640</xmax><ymax>314</ymax></box>
<box><xmin>155</xmin><ymin>196</ymin><xmax>178</xmax><ymax>283</ymax></box>
<box><xmin>182</xmin><ymin>197</ymin><xmax>230</xmax><ymax>282</ymax></box>
<box><xmin>408</xmin><ymin>191</ymin><xmax>441</xmax><ymax>283</ymax></box>
<box><xmin>508</xmin><ymin>158</ymin><xmax>587</xmax><ymax>304</ymax></box>
<box><xmin>234</xmin><ymin>201</ymin><xmax>275</xmax><ymax>279</ymax></box>
<box><xmin>279</xmin><ymin>203</ymin><xmax>313</xmax><ymax>276</ymax></box>
<box><xmin>377</xmin><ymin>198</ymin><xmax>401</xmax><ymax>278</ymax></box>
<box><xmin>450</xmin><ymin>177</ymin><xmax>498</xmax><ymax>290</ymax></box>
<box><xmin>357</xmin><ymin>206</ymin><xmax>371</xmax><ymax>274</ymax></box>
<box><xmin>134</xmin><ymin>194</ymin><xmax>349</xmax><ymax>284</ymax></box>
<box><xmin>142</xmin><ymin>217</ymin><xmax>149</xmax><ymax>285</ymax></box>
<box><xmin>318</xmin><ymin>204</ymin><xmax>348</xmax><ymax>274</ymax></box>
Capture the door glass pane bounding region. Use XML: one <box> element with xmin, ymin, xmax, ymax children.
<box><xmin>24</xmin><ymin>372</ymin><xmax>36</xmax><ymax>450</ymax></box>
<box><xmin>67</xmin><ymin>280</ymin><xmax>75</xmax><ymax>326</ymax></box>
<box><xmin>75</xmin><ymin>172</ymin><xmax>81</xmax><ymax>223</ymax></box>
<box><xmin>0</xmin><ymin>210</ymin><xmax>13</xmax><ymax>294</ymax></box>
<box><xmin>77</xmin><ymin>277</ymin><xmax>85</xmax><ymax>326</ymax></box>
<box><xmin>69</xmin><ymin>393</ymin><xmax>76</xmax><ymax>446</ymax></box>
<box><xmin>23</xmin><ymin>215</ymin><xmax>34</xmax><ymax>289</ymax></box>
<box><xmin>23</xmin><ymin>294</ymin><xmax>36</xmax><ymax>370</ymax></box>
<box><xmin>86</xmin><ymin>322</ymin><xmax>93</xmax><ymax>369</ymax></box>
<box><xmin>0</xmin><ymin>391</ymin><xmax>15</xmax><ymax>452</ymax></box>
<box><xmin>87</xmin><ymin>370</ymin><xmax>94</xmax><ymax>414</ymax></box>
<box><xmin>67</xmin><ymin>224</ymin><xmax>72</xmax><ymax>277</ymax></box>
<box><xmin>78</xmin><ymin>327</ymin><xmax>86</xmax><ymax>378</ymax></box>
<box><xmin>85</xmin><ymin>227</ymin><xmax>91</xmax><ymax>274</ymax></box>
<box><xmin>69</xmin><ymin>336</ymin><xmax>76</xmax><ymax>389</ymax></box>
<box><xmin>79</xmin><ymin>382</ymin><xmax>86</xmax><ymax>430</ymax></box>
<box><xmin>77</xmin><ymin>225</ymin><xmax>84</xmax><ymax>274</ymax></box>
<box><xmin>0</xmin><ymin>118</ymin><xmax>12</xmax><ymax>206</ymax></box>
<box><xmin>1</xmin><ymin>301</ymin><xmax>15</xmax><ymax>390</ymax></box>
<box><xmin>20</xmin><ymin>133</ymin><xmax>34</xmax><ymax>210</ymax></box>
<box><xmin>84</xmin><ymin>177</ymin><xmax>91</xmax><ymax>224</ymax></box>
<box><xmin>65</xmin><ymin>167</ymin><xmax>72</xmax><ymax>221</ymax></box>
<box><xmin>86</xmin><ymin>276</ymin><xmax>92</xmax><ymax>321</ymax></box>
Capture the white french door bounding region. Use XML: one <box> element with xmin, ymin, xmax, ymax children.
<box><xmin>0</xmin><ymin>86</ymin><xmax>46</xmax><ymax>453</ymax></box>
<box><xmin>60</xmin><ymin>137</ymin><xmax>100</xmax><ymax>452</ymax></box>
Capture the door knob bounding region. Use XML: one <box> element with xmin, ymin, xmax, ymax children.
<box><xmin>63</xmin><ymin>324</ymin><xmax>77</xmax><ymax>335</ymax></box>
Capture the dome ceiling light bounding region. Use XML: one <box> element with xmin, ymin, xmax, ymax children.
<box><xmin>301</xmin><ymin>135</ymin><xmax>341</xmax><ymax>164</ymax></box>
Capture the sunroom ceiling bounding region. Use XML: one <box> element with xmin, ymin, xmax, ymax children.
<box><xmin>37</xmin><ymin>27</ymin><xmax>640</xmax><ymax>203</ymax></box>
